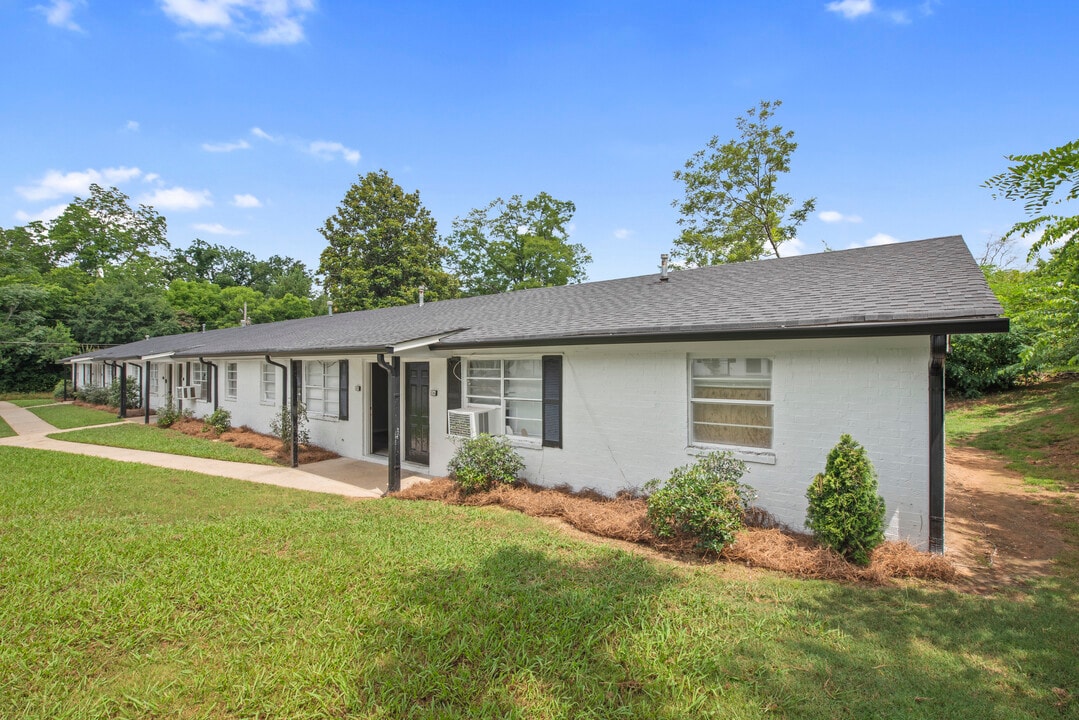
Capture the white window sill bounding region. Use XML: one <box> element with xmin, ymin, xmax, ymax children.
<box><xmin>224</xmin><ymin>396</ymin><xmax>237</xmax><ymax>403</ymax></box>
<box><xmin>686</xmin><ymin>445</ymin><xmax>776</xmax><ymax>465</ymax></box>
<box><xmin>505</xmin><ymin>436</ymin><xmax>541</xmax><ymax>450</ymax></box>
<box><xmin>310</xmin><ymin>414</ymin><xmax>339</xmax><ymax>422</ymax></box>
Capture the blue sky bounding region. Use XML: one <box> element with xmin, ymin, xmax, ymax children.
<box><xmin>2</xmin><ymin>1</ymin><xmax>1076</xmax><ymax>282</ymax></box>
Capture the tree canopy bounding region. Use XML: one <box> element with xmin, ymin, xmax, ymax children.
<box><xmin>446</xmin><ymin>192</ymin><xmax>591</xmax><ymax>296</ymax></box>
<box><xmin>672</xmin><ymin>99</ymin><xmax>816</xmax><ymax>265</ymax></box>
<box><xmin>318</xmin><ymin>170</ymin><xmax>458</xmax><ymax>311</ymax></box>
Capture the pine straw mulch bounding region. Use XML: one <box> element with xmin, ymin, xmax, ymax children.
<box><xmin>165</xmin><ymin>417</ymin><xmax>339</xmax><ymax>465</ymax></box>
<box><xmin>393</xmin><ymin>477</ymin><xmax>957</xmax><ymax>586</ymax></box>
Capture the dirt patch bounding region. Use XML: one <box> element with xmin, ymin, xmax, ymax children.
<box><xmin>393</xmin><ymin>478</ymin><xmax>955</xmax><ymax>585</ymax></box>
<box><xmin>945</xmin><ymin>445</ymin><xmax>1070</xmax><ymax>593</ymax></box>
<box><xmin>165</xmin><ymin>417</ymin><xmax>339</xmax><ymax>465</ymax></box>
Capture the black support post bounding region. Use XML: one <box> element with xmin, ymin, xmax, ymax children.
<box><xmin>290</xmin><ymin>359</ymin><xmax>301</xmax><ymax>468</ymax></box>
<box><xmin>118</xmin><ymin>363</ymin><xmax>127</xmax><ymax>419</ymax></box>
<box><xmin>928</xmin><ymin>334</ymin><xmax>948</xmax><ymax>554</ymax></box>
<box><xmin>377</xmin><ymin>353</ymin><xmax>401</xmax><ymax>493</ymax></box>
<box><xmin>144</xmin><ymin>361</ymin><xmax>151</xmax><ymax>424</ymax></box>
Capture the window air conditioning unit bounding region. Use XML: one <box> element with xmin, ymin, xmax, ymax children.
<box><xmin>176</xmin><ymin>386</ymin><xmax>198</xmax><ymax>400</ymax></box>
<box><xmin>447</xmin><ymin>407</ymin><xmax>501</xmax><ymax>439</ymax></box>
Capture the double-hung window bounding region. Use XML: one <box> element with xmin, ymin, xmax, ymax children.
<box><xmin>465</xmin><ymin>358</ymin><xmax>542</xmax><ymax>439</ymax></box>
<box><xmin>305</xmin><ymin>360</ymin><xmax>340</xmax><ymax>419</ymax></box>
<box><xmin>225</xmin><ymin>362</ymin><xmax>238</xmax><ymax>400</ymax></box>
<box><xmin>261</xmin><ymin>362</ymin><xmax>276</xmax><ymax>404</ymax></box>
<box><xmin>149</xmin><ymin>363</ymin><xmax>160</xmax><ymax>395</ymax></box>
<box><xmin>690</xmin><ymin>357</ymin><xmax>773</xmax><ymax>449</ymax></box>
<box><xmin>192</xmin><ymin>362</ymin><xmax>209</xmax><ymax>401</ymax></box>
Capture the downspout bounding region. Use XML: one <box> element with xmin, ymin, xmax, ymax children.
<box><xmin>376</xmin><ymin>353</ymin><xmax>401</xmax><ymax>493</ymax></box>
<box><xmin>144</xmin><ymin>360</ymin><xmax>151</xmax><ymax>424</ymax></box>
<box><xmin>928</xmin><ymin>334</ymin><xmax>948</xmax><ymax>554</ymax></box>
<box><xmin>264</xmin><ymin>355</ymin><xmax>296</xmax><ymax>468</ymax></box>
<box><xmin>198</xmin><ymin>357</ymin><xmax>219</xmax><ymax>411</ymax></box>
<box><xmin>118</xmin><ymin>362</ymin><xmax>128</xmax><ymax>419</ymax></box>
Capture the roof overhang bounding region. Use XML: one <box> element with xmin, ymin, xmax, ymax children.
<box><xmin>391</xmin><ymin>332</ymin><xmax>462</xmax><ymax>354</ymax></box>
<box><xmin>140</xmin><ymin>352</ymin><xmax>176</xmax><ymax>361</ymax></box>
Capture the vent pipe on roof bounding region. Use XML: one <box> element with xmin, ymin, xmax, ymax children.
<box><xmin>418</xmin><ymin>284</ymin><xmax>426</xmax><ymax>307</ymax></box>
<box><xmin>242</xmin><ymin>302</ymin><xmax>249</xmax><ymax>327</ymax></box>
<box><xmin>328</xmin><ymin>300</ymin><xmax>333</xmax><ymax>316</ymax></box>
<box><xmin>660</xmin><ymin>253</ymin><xmax>670</xmax><ymax>282</ymax></box>
<box><xmin>201</xmin><ymin>323</ymin><xmax>205</xmax><ymax>333</ymax></box>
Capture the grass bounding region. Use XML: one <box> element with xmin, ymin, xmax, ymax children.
<box><xmin>7</xmin><ymin>398</ymin><xmax>58</xmax><ymax>408</ymax></box>
<box><xmin>0</xmin><ymin>391</ymin><xmax>51</xmax><ymax>402</ymax></box>
<box><xmin>947</xmin><ymin>375</ymin><xmax>1079</xmax><ymax>491</ymax></box>
<box><xmin>52</xmin><ymin>423</ymin><xmax>278</xmax><ymax>465</ymax></box>
<box><xmin>0</xmin><ymin>415</ymin><xmax>13</xmax><ymax>438</ymax></box>
<box><xmin>27</xmin><ymin>403</ymin><xmax>122</xmax><ymax>429</ymax></box>
<box><xmin>1</xmin><ymin>447</ymin><xmax>1076</xmax><ymax>719</ymax></box>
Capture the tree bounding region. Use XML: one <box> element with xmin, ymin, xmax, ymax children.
<box><xmin>985</xmin><ymin>139</ymin><xmax>1079</xmax><ymax>367</ymax></box>
<box><xmin>672</xmin><ymin>100</ymin><xmax>816</xmax><ymax>265</ymax></box>
<box><xmin>318</xmin><ymin>170</ymin><xmax>458</xmax><ymax>311</ymax></box>
<box><xmin>68</xmin><ymin>276</ymin><xmax>181</xmax><ymax>345</ymax></box>
<box><xmin>445</xmin><ymin>192</ymin><xmax>591</xmax><ymax>296</ymax></box>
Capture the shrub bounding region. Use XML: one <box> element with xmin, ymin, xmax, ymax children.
<box><xmin>946</xmin><ymin>328</ymin><xmax>1033</xmax><ymax>397</ymax></box>
<box><xmin>270</xmin><ymin>402</ymin><xmax>310</xmax><ymax>449</ymax></box>
<box><xmin>643</xmin><ymin>451</ymin><xmax>754</xmax><ymax>553</ymax></box>
<box><xmin>52</xmin><ymin>379</ymin><xmax>69</xmax><ymax>400</ymax></box>
<box><xmin>106</xmin><ymin>379</ymin><xmax>141</xmax><ymax>410</ymax></box>
<box><xmin>203</xmin><ymin>408</ymin><xmax>232</xmax><ymax>435</ymax></box>
<box><xmin>75</xmin><ymin>385</ymin><xmax>108</xmax><ymax>406</ymax></box>
<box><xmin>447</xmin><ymin>434</ymin><xmax>525</xmax><ymax>493</ymax></box>
<box><xmin>805</xmin><ymin>434</ymin><xmax>886</xmax><ymax>566</ymax></box>
<box><xmin>157</xmin><ymin>395</ymin><xmax>179</xmax><ymax>428</ymax></box>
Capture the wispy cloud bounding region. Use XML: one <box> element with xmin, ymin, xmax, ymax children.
<box><xmin>826</xmin><ymin>0</ymin><xmax>874</xmax><ymax>19</ymax></box>
<box><xmin>613</xmin><ymin>228</ymin><xmax>633</xmax><ymax>240</ymax></box>
<box><xmin>251</xmin><ymin>126</ymin><xmax>277</xmax><ymax>141</ymax></box>
<box><xmin>35</xmin><ymin>0</ymin><xmax>85</xmax><ymax>32</ymax></box>
<box><xmin>17</xmin><ymin>166</ymin><xmax>143</xmax><ymax>201</ymax></box>
<box><xmin>194</xmin><ymin>222</ymin><xmax>244</xmax><ymax>236</ymax></box>
<box><xmin>849</xmin><ymin>232</ymin><xmax>900</xmax><ymax>248</ymax></box>
<box><xmin>232</xmin><ymin>193</ymin><xmax>262</xmax><ymax>208</ymax></box>
<box><xmin>14</xmin><ymin>203</ymin><xmax>70</xmax><ymax>224</ymax></box>
<box><xmin>307</xmin><ymin>140</ymin><xmax>360</xmax><ymax>164</ymax></box>
<box><xmin>140</xmin><ymin>186</ymin><xmax>212</xmax><ymax>211</ymax></box>
<box><xmin>818</xmin><ymin>210</ymin><xmax>863</xmax><ymax>223</ymax></box>
<box><xmin>202</xmin><ymin>138</ymin><xmax>251</xmax><ymax>153</ymax></box>
<box><xmin>125</xmin><ymin>120</ymin><xmax>140</xmax><ymax>132</ymax></box>
<box><xmin>159</xmin><ymin>0</ymin><xmax>315</xmax><ymax>45</ymax></box>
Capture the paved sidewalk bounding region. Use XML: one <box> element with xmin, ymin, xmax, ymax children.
<box><xmin>0</xmin><ymin>401</ymin><xmax>427</xmax><ymax>499</ymax></box>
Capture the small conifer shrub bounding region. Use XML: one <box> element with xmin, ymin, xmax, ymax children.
<box><xmin>805</xmin><ymin>434</ymin><xmax>886</xmax><ymax>566</ymax></box>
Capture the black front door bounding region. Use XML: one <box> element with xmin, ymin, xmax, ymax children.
<box><xmin>405</xmin><ymin>362</ymin><xmax>430</xmax><ymax>464</ymax></box>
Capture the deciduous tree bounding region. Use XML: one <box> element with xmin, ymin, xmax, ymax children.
<box><xmin>673</xmin><ymin>100</ymin><xmax>815</xmax><ymax>264</ymax></box>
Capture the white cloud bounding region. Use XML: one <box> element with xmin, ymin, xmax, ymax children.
<box><xmin>14</xmin><ymin>203</ymin><xmax>70</xmax><ymax>223</ymax></box>
<box><xmin>140</xmin><ymin>186</ymin><xmax>212</xmax><ymax>211</ymax></box>
<box><xmin>613</xmin><ymin>228</ymin><xmax>633</xmax><ymax>240</ymax></box>
<box><xmin>819</xmin><ymin>210</ymin><xmax>863</xmax><ymax>223</ymax></box>
<box><xmin>144</xmin><ymin>173</ymin><xmax>162</xmax><ymax>184</ymax></box>
<box><xmin>202</xmin><ymin>138</ymin><xmax>251</xmax><ymax>152</ymax></box>
<box><xmin>888</xmin><ymin>9</ymin><xmax>911</xmax><ymax>23</ymax></box>
<box><xmin>17</xmin><ymin>166</ymin><xmax>143</xmax><ymax>201</ymax></box>
<box><xmin>125</xmin><ymin>120</ymin><xmax>140</xmax><ymax>132</ymax></box>
<box><xmin>194</xmin><ymin>222</ymin><xmax>244</xmax><ymax>236</ymax></box>
<box><xmin>232</xmin><ymin>193</ymin><xmax>262</xmax><ymax>208</ymax></box>
<box><xmin>36</xmin><ymin>0</ymin><xmax>84</xmax><ymax>32</ymax></box>
<box><xmin>826</xmin><ymin>0</ymin><xmax>874</xmax><ymax>19</ymax></box>
<box><xmin>848</xmin><ymin>233</ymin><xmax>900</xmax><ymax>249</ymax></box>
<box><xmin>159</xmin><ymin>0</ymin><xmax>314</xmax><ymax>45</ymax></box>
<box><xmin>516</xmin><ymin>225</ymin><xmax>531</xmax><ymax>236</ymax></box>
<box><xmin>251</xmin><ymin>126</ymin><xmax>277</xmax><ymax>141</ymax></box>
<box><xmin>783</xmin><ymin>237</ymin><xmax>811</xmax><ymax>256</ymax></box>
<box><xmin>307</xmin><ymin>140</ymin><xmax>360</xmax><ymax>164</ymax></box>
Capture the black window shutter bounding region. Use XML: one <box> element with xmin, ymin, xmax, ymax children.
<box><xmin>542</xmin><ymin>355</ymin><xmax>562</xmax><ymax>448</ymax></box>
<box><xmin>339</xmin><ymin>360</ymin><xmax>349</xmax><ymax>420</ymax></box>
<box><xmin>447</xmin><ymin>357</ymin><xmax>462</xmax><ymax>410</ymax></box>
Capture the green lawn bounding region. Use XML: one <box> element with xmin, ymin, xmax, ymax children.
<box><xmin>947</xmin><ymin>375</ymin><xmax>1079</xmax><ymax>490</ymax></box>
<box><xmin>0</xmin><ymin>415</ymin><xmax>13</xmax><ymax>438</ymax></box>
<box><xmin>28</xmin><ymin>403</ymin><xmax>122</xmax><ymax>429</ymax></box>
<box><xmin>0</xmin><ymin>391</ymin><xmax>52</xmax><ymax>402</ymax></box>
<box><xmin>52</xmin><ymin>422</ymin><xmax>277</xmax><ymax>465</ymax></box>
<box><xmin>8</xmin><ymin>398</ymin><xmax>58</xmax><ymax>408</ymax></box>
<box><xmin>0</xmin><ymin>447</ymin><xmax>1075</xmax><ymax>719</ymax></box>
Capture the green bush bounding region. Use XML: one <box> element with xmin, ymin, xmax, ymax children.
<box><xmin>106</xmin><ymin>379</ymin><xmax>141</xmax><ymax>410</ymax></box>
<box><xmin>52</xmin><ymin>379</ymin><xmax>69</xmax><ymax>400</ymax></box>
<box><xmin>805</xmin><ymin>434</ymin><xmax>886</xmax><ymax>566</ymax></box>
<box><xmin>447</xmin><ymin>434</ymin><xmax>525</xmax><ymax>493</ymax></box>
<box><xmin>156</xmin><ymin>395</ymin><xmax>179</xmax><ymax>428</ymax></box>
<box><xmin>643</xmin><ymin>452</ymin><xmax>754</xmax><ymax>553</ymax></box>
<box><xmin>75</xmin><ymin>385</ymin><xmax>108</xmax><ymax>406</ymax></box>
<box><xmin>203</xmin><ymin>408</ymin><xmax>232</xmax><ymax>435</ymax></box>
<box><xmin>270</xmin><ymin>402</ymin><xmax>310</xmax><ymax>449</ymax></box>
<box><xmin>947</xmin><ymin>329</ymin><xmax>1032</xmax><ymax>397</ymax></box>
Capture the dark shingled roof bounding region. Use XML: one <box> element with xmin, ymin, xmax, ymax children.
<box><xmin>68</xmin><ymin>236</ymin><xmax>1006</xmax><ymax>363</ymax></box>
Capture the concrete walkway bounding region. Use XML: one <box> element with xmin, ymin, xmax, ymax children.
<box><xmin>0</xmin><ymin>401</ymin><xmax>429</xmax><ymax>499</ymax></box>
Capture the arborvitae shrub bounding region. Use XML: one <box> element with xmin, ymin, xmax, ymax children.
<box><xmin>447</xmin><ymin>434</ymin><xmax>525</xmax><ymax>493</ymax></box>
<box><xmin>805</xmin><ymin>434</ymin><xmax>886</xmax><ymax>566</ymax></box>
<box><xmin>644</xmin><ymin>451</ymin><xmax>754</xmax><ymax>553</ymax></box>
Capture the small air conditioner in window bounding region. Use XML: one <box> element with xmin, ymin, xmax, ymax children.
<box><xmin>447</xmin><ymin>407</ymin><xmax>501</xmax><ymax>439</ymax></box>
<box><xmin>176</xmin><ymin>386</ymin><xmax>198</xmax><ymax>400</ymax></box>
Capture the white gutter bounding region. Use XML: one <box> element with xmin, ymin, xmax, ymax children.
<box><xmin>140</xmin><ymin>351</ymin><xmax>176</xmax><ymax>361</ymax></box>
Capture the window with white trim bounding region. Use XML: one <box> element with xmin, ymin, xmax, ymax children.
<box><xmin>305</xmin><ymin>360</ymin><xmax>340</xmax><ymax>418</ymax></box>
<box><xmin>690</xmin><ymin>357</ymin><xmax>773</xmax><ymax>449</ymax></box>
<box><xmin>465</xmin><ymin>358</ymin><xmax>542</xmax><ymax>439</ymax></box>
<box><xmin>225</xmin><ymin>362</ymin><xmax>238</xmax><ymax>400</ymax></box>
<box><xmin>192</xmin><ymin>362</ymin><xmax>209</xmax><ymax>401</ymax></box>
<box><xmin>149</xmin><ymin>363</ymin><xmax>160</xmax><ymax>395</ymax></box>
<box><xmin>261</xmin><ymin>362</ymin><xmax>276</xmax><ymax>404</ymax></box>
